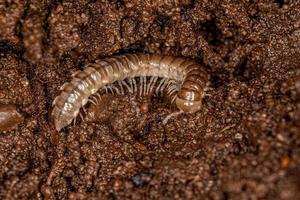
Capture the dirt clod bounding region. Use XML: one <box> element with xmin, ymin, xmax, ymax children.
<box><xmin>0</xmin><ymin>104</ymin><xmax>23</xmax><ymax>131</ymax></box>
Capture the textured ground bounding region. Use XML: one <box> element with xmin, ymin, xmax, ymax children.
<box><xmin>0</xmin><ymin>0</ymin><xmax>300</xmax><ymax>199</ymax></box>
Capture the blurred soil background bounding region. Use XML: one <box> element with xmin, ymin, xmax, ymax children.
<box><xmin>0</xmin><ymin>0</ymin><xmax>299</xmax><ymax>199</ymax></box>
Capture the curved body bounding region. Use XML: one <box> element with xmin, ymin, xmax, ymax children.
<box><xmin>52</xmin><ymin>54</ymin><xmax>208</xmax><ymax>131</ymax></box>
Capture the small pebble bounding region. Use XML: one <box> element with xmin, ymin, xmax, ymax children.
<box><xmin>234</xmin><ymin>133</ymin><xmax>243</xmax><ymax>140</ymax></box>
<box><xmin>0</xmin><ymin>104</ymin><xmax>23</xmax><ymax>131</ymax></box>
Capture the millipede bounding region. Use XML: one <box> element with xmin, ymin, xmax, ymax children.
<box><xmin>51</xmin><ymin>53</ymin><xmax>209</xmax><ymax>131</ymax></box>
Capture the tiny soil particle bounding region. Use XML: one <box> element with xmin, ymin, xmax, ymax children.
<box><xmin>0</xmin><ymin>104</ymin><xmax>23</xmax><ymax>131</ymax></box>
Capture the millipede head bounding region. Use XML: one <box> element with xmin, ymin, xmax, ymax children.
<box><xmin>175</xmin><ymin>85</ymin><xmax>204</xmax><ymax>113</ymax></box>
<box><xmin>175</xmin><ymin>97</ymin><xmax>202</xmax><ymax>113</ymax></box>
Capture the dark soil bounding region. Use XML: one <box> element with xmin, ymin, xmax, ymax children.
<box><xmin>0</xmin><ymin>1</ymin><xmax>300</xmax><ymax>199</ymax></box>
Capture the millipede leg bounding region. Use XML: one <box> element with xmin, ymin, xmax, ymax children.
<box><xmin>104</xmin><ymin>86</ymin><xmax>109</xmax><ymax>94</ymax></box>
<box><xmin>143</xmin><ymin>76</ymin><xmax>147</xmax><ymax>96</ymax></box>
<box><xmin>132</xmin><ymin>78</ymin><xmax>137</xmax><ymax>93</ymax></box>
<box><xmin>166</xmin><ymin>79</ymin><xmax>176</xmax><ymax>87</ymax></box>
<box><xmin>117</xmin><ymin>81</ymin><xmax>125</xmax><ymax>95</ymax></box>
<box><xmin>139</xmin><ymin>77</ymin><xmax>143</xmax><ymax>96</ymax></box>
<box><xmin>73</xmin><ymin>116</ymin><xmax>77</xmax><ymax>126</ymax></box>
<box><xmin>86</xmin><ymin>111</ymin><xmax>95</xmax><ymax>122</ymax></box>
<box><xmin>95</xmin><ymin>92</ymin><xmax>102</xmax><ymax>100</ymax></box>
<box><xmin>171</xmin><ymin>95</ymin><xmax>177</xmax><ymax>104</ymax></box>
<box><xmin>167</xmin><ymin>84</ymin><xmax>178</xmax><ymax>95</ymax></box>
<box><xmin>112</xmin><ymin>85</ymin><xmax>121</xmax><ymax>95</ymax></box>
<box><xmin>79</xmin><ymin>112</ymin><xmax>84</xmax><ymax>122</ymax></box>
<box><xmin>147</xmin><ymin>76</ymin><xmax>158</xmax><ymax>94</ymax></box>
<box><xmin>170</xmin><ymin>89</ymin><xmax>178</xmax><ymax>97</ymax></box>
<box><xmin>121</xmin><ymin>79</ymin><xmax>133</xmax><ymax>93</ymax></box>
<box><xmin>150</xmin><ymin>76</ymin><xmax>158</xmax><ymax>94</ymax></box>
<box><xmin>107</xmin><ymin>86</ymin><xmax>114</xmax><ymax>94</ymax></box>
<box><xmin>156</xmin><ymin>78</ymin><xmax>167</xmax><ymax>95</ymax></box>
<box><xmin>127</xmin><ymin>78</ymin><xmax>134</xmax><ymax>93</ymax></box>
<box><xmin>82</xmin><ymin>106</ymin><xmax>87</xmax><ymax>114</ymax></box>
<box><xmin>160</xmin><ymin>78</ymin><xmax>169</xmax><ymax>94</ymax></box>
<box><xmin>88</xmin><ymin>98</ymin><xmax>97</xmax><ymax>105</ymax></box>
<box><xmin>162</xmin><ymin>111</ymin><xmax>184</xmax><ymax>125</ymax></box>
<box><xmin>146</xmin><ymin>77</ymin><xmax>151</xmax><ymax>95</ymax></box>
<box><xmin>91</xmin><ymin>96</ymin><xmax>99</xmax><ymax>104</ymax></box>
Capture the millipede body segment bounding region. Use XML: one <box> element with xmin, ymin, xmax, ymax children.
<box><xmin>52</xmin><ymin>54</ymin><xmax>209</xmax><ymax>131</ymax></box>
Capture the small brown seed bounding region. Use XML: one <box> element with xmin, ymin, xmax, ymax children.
<box><xmin>140</xmin><ymin>101</ymin><xmax>150</xmax><ymax>113</ymax></box>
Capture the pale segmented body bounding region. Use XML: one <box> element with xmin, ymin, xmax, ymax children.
<box><xmin>52</xmin><ymin>54</ymin><xmax>208</xmax><ymax>131</ymax></box>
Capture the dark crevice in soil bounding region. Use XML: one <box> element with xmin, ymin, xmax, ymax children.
<box><xmin>155</xmin><ymin>15</ymin><xmax>171</xmax><ymax>32</ymax></box>
<box><xmin>274</xmin><ymin>0</ymin><xmax>286</xmax><ymax>8</ymax></box>
<box><xmin>0</xmin><ymin>41</ymin><xmax>24</xmax><ymax>56</ymax></box>
<box><xmin>196</xmin><ymin>18</ymin><xmax>223</xmax><ymax>47</ymax></box>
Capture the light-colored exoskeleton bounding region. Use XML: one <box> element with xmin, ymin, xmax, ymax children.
<box><xmin>52</xmin><ymin>54</ymin><xmax>209</xmax><ymax>131</ymax></box>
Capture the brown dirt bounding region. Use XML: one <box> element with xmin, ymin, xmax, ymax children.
<box><xmin>0</xmin><ymin>0</ymin><xmax>300</xmax><ymax>199</ymax></box>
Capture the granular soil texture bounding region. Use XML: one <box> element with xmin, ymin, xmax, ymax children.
<box><xmin>0</xmin><ymin>1</ymin><xmax>300</xmax><ymax>199</ymax></box>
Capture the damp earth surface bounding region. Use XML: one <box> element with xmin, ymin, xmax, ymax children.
<box><xmin>0</xmin><ymin>1</ymin><xmax>300</xmax><ymax>199</ymax></box>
